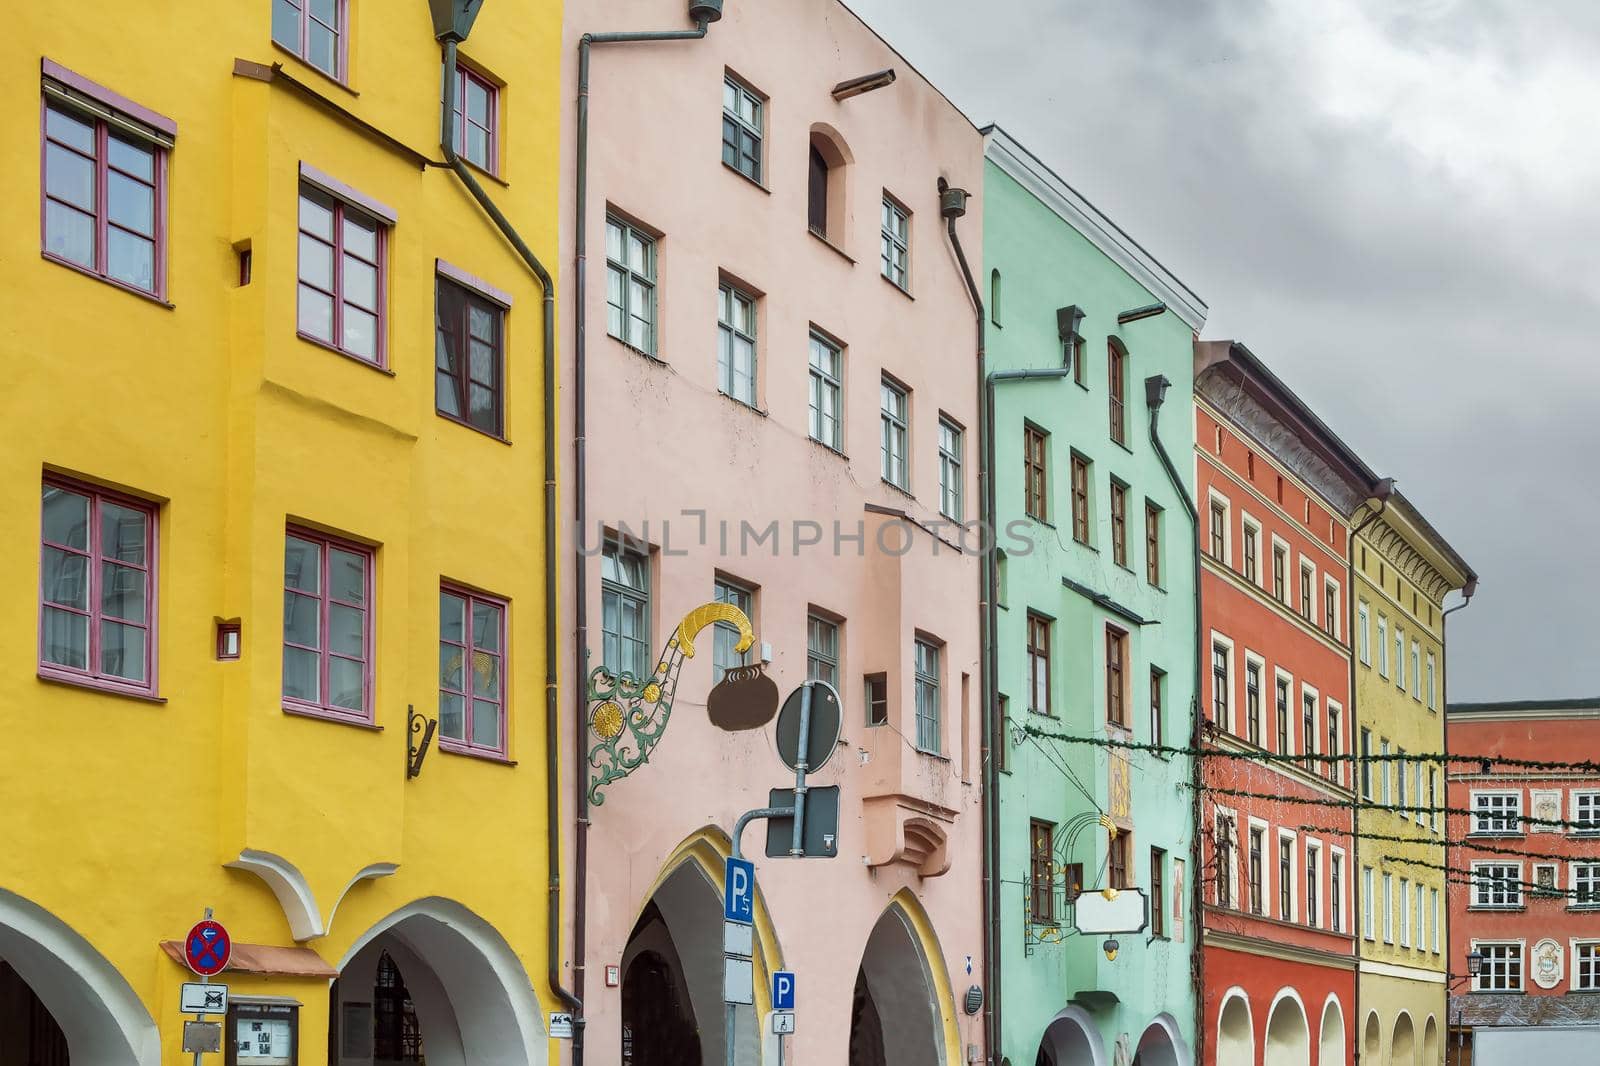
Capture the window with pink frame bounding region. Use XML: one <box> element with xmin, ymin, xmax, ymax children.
<box><xmin>452</xmin><ymin>65</ymin><xmax>499</xmax><ymax>175</ymax></box>
<box><xmin>435</xmin><ymin>277</ymin><xmax>504</xmax><ymax>437</ymax></box>
<box><xmin>439</xmin><ymin>586</ymin><xmax>507</xmax><ymax>755</ymax></box>
<box><xmin>272</xmin><ymin>0</ymin><xmax>346</xmax><ymax>82</ymax></box>
<box><xmin>39</xmin><ymin>478</ymin><xmax>157</xmax><ymax>695</ymax></box>
<box><xmin>283</xmin><ymin>529</ymin><xmax>372</xmax><ymax>721</ymax></box>
<box><xmin>298</xmin><ymin>184</ymin><xmax>385</xmax><ymax>366</ymax></box>
<box><xmin>41</xmin><ymin>96</ymin><xmax>167</xmax><ymax>299</ymax></box>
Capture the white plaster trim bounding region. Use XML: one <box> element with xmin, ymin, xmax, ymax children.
<box><xmin>0</xmin><ymin>886</ymin><xmax>160</xmax><ymax>1065</ymax></box>
<box><xmin>1357</xmin><ymin>958</ymin><xmax>1447</xmax><ymax>983</ymax></box>
<box><xmin>983</xmin><ymin>127</ymin><xmax>1208</xmax><ymax>331</ymax></box>
<box><xmin>1040</xmin><ymin>1004</ymin><xmax>1108</xmax><ymax>1066</ymax></box>
<box><xmin>328</xmin><ymin>861</ymin><xmax>400</xmax><ymax>938</ymax></box>
<box><xmin>225</xmin><ymin>849</ymin><xmax>325</xmax><ymax>941</ymax></box>
<box><xmin>1137</xmin><ymin>1012</ymin><xmax>1194</xmax><ymax>1066</ymax></box>
<box><xmin>1265</xmin><ymin>986</ymin><xmax>1310</xmax><ymax>1052</ymax></box>
<box><xmin>1318</xmin><ymin>993</ymin><xmax>1346</xmax><ymax>1063</ymax></box>
<box><xmin>1216</xmin><ymin>986</ymin><xmax>1255</xmax><ymax>1064</ymax></box>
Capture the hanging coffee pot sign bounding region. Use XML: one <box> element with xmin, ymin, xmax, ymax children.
<box><xmin>706</xmin><ymin>664</ymin><xmax>779</xmax><ymax>731</ymax></box>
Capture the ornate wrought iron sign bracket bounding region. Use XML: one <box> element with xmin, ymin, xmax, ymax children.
<box><xmin>407</xmin><ymin>704</ymin><xmax>437</xmax><ymax>779</ymax></box>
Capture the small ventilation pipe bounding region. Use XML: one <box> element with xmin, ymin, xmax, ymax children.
<box><xmin>429</xmin><ymin>0</ymin><xmax>577</xmax><ymax>1049</ymax></box>
<box><xmin>570</xmin><ymin>5</ymin><xmax>722</xmax><ymax>1063</ymax></box>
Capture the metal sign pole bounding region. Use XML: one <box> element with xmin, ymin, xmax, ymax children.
<box><xmin>193</xmin><ymin>906</ymin><xmax>212</xmax><ymax>1066</ymax></box>
<box><xmin>787</xmin><ymin>684</ymin><xmax>812</xmax><ymax>857</ymax></box>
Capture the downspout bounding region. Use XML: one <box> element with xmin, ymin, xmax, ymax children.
<box><xmin>1440</xmin><ymin>575</ymin><xmax>1476</xmax><ymax>1055</ymax></box>
<box><xmin>571</xmin><ymin>5</ymin><xmax>719</xmax><ymax>1061</ymax></box>
<box><xmin>435</xmin><ymin>15</ymin><xmax>582</xmax><ymax>1043</ymax></box>
<box><xmin>1346</xmin><ymin>479</ymin><xmax>1394</xmax><ymax>1066</ymax></box>
<box><xmin>1144</xmin><ymin>373</ymin><xmax>1203</xmax><ymax>1066</ymax></box>
<box><xmin>936</xmin><ymin>176</ymin><xmax>999</xmax><ymax>1063</ymax></box>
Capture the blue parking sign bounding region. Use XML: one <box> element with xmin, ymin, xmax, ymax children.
<box><xmin>772</xmin><ymin>970</ymin><xmax>796</xmax><ymax>1011</ymax></box>
<box><xmin>723</xmin><ymin>857</ymin><xmax>755</xmax><ymax>925</ymax></box>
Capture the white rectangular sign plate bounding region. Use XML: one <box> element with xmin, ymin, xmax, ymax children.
<box><xmin>549</xmin><ymin>1012</ymin><xmax>574</xmax><ymax>1039</ymax></box>
<box><xmin>772</xmin><ymin>1012</ymin><xmax>796</xmax><ymax>1035</ymax></box>
<box><xmin>1072</xmin><ymin>887</ymin><xmax>1149</xmax><ymax>935</ymax></box>
<box><xmin>723</xmin><ymin>956</ymin><xmax>754</xmax><ymax>1004</ymax></box>
<box><xmin>724</xmin><ymin>920</ymin><xmax>754</xmax><ymax>959</ymax></box>
<box><xmin>180</xmin><ymin>982</ymin><xmax>229</xmax><ymax>1015</ymax></box>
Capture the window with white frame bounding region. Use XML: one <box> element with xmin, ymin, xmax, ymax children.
<box><xmin>716</xmin><ymin>281</ymin><xmax>757</xmax><ymax>406</ymax></box>
<box><xmin>1323</xmin><ymin>577</ymin><xmax>1340</xmax><ymax>637</ymax></box>
<box><xmin>1394</xmin><ymin>625</ymin><xmax>1405</xmax><ymax>690</ymax></box>
<box><xmin>1576</xmin><ymin>942</ymin><xmax>1600</xmax><ymax>991</ymax></box>
<box><xmin>1242</xmin><ymin>516</ymin><xmax>1261</xmax><ymax>584</ymax></box>
<box><xmin>601</xmin><ymin>537</ymin><xmax>650</xmax><ymax>679</ymax></box>
<box><xmin>605</xmin><ymin>215</ymin><xmax>656</xmax><ymax>355</ymax></box>
<box><xmin>1397</xmin><ymin>752</ymin><xmax>1408</xmax><ymax>817</ymax></box>
<box><xmin>1331</xmin><ymin>850</ymin><xmax>1343</xmax><ymax>932</ymax></box>
<box><xmin>1472</xmin><ymin>862</ymin><xmax>1523</xmax><ymax>909</ymax></box>
<box><xmin>1377</xmin><ymin>614</ymin><xmax>1389</xmax><ymax>677</ymax></box>
<box><xmin>807</xmin><ymin>331</ymin><xmax>843</xmax><ymax>451</ymax></box>
<box><xmin>880</xmin><ymin>376</ymin><xmax>909</xmax><ymax>490</ymax></box>
<box><xmin>1472</xmin><ymin>791</ymin><xmax>1523</xmax><ymax>835</ymax></box>
<box><xmin>712</xmin><ymin>578</ymin><xmax>754</xmax><ymax>683</ymax></box>
<box><xmin>1573</xmin><ymin>862</ymin><xmax>1600</xmax><ymax>908</ymax></box>
<box><xmin>938</xmin><ymin>417</ymin><xmax>963</xmax><ymax>522</ymax></box>
<box><xmin>1430</xmin><ymin>768</ymin><xmax>1440</xmax><ymax>833</ymax></box>
<box><xmin>1573</xmin><ymin>791</ymin><xmax>1600</xmax><ymax>835</ymax></box>
<box><xmin>1430</xmin><ymin>888</ymin><xmax>1440</xmax><ymax>952</ymax></box>
<box><xmin>1306</xmin><ymin>842</ymin><xmax>1321</xmax><ymax>928</ymax></box>
<box><xmin>1413</xmin><ymin>883</ymin><xmax>1424</xmax><ymax>952</ymax></box>
<box><xmin>913</xmin><ymin>636</ymin><xmax>941</xmax><ymax>754</ymax></box>
<box><xmin>1426</xmin><ymin>652</ymin><xmax>1437</xmax><ymax>709</ymax></box>
<box><xmin>880</xmin><ymin>194</ymin><xmax>910</xmax><ymax>290</ymax></box>
<box><xmin>1363</xmin><ymin>866</ymin><xmax>1375</xmax><ymax>939</ymax></box>
<box><xmin>1358</xmin><ymin>600</ymin><xmax>1370</xmax><ymax>664</ymax></box>
<box><xmin>1410</xmin><ymin>640</ymin><xmax>1421</xmax><ymax>700</ymax></box>
<box><xmin>1399</xmin><ymin>877</ymin><xmax>1410</xmax><ymax>946</ymax></box>
<box><xmin>721</xmin><ymin>74</ymin><xmax>763</xmax><ymax>182</ymax></box>
<box><xmin>1361</xmin><ymin>728</ymin><xmax>1373</xmax><ymax>800</ymax></box>
<box><xmin>1380</xmin><ymin>738</ymin><xmax>1391</xmax><ymax>805</ymax></box>
<box><xmin>1382</xmin><ymin>871</ymin><xmax>1393</xmax><ymax>942</ymax></box>
<box><xmin>1475</xmin><ymin>942</ymin><xmax>1522</xmax><ymax>992</ymax></box>
<box><xmin>1279</xmin><ymin>832</ymin><xmax>1297</xmax><ymax>922</ymax></box>
<box><xmin>806</xmin><ymin>613</ymin><xmax>839</xmax><ymax>688</ymax></box>
<box><xmin>1299</xmin><ymin>561</ymin><xmax>1315</xmax><ymax>622</ymax></box>
<box><xmin>1215</xmin><ymin>810</ymin><xmax>1239</xmax><ymax>908</ymax></box>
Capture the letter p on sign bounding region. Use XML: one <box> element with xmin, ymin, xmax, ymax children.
<box><xmin>772</xmin><ymin>970</ymin><xmax>796</xmax><ymax>1012</ymax></box>
<box><xmin>723</xmin><ymin>857</ymin><xmax>755</xmax><ymax>925</ymax></box>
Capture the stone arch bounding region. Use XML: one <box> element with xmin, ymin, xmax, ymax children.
<box><xmin>807</xmin><ymin>122</ymin><xmax>853</xmax><ymax>241</ymax></box>
<box><xmin>332</xmin><ymin>897</ymin><xmax>546</xmax><ymax>1065</ymax></box>
<box><xmin>0</xmin><ymin>886</ymin><xmax>159</xmax><ymax>1065</ymax></box>
<box><xmin>1423</xmin><ymin>1015</ymin><xmax>1439</xmax><ymax>1065</ymax></box>
<box><xmin>1363</xmin><ymin>1011</ymin><xmax>1380</xmax><ymax>1060</ymax></box>
<box><xmin>1318</xmin><ymin>995</ymin><xmax>1344</xmax><ymax>1066</ymax></box>
<box><xmin>1264</xmin><ymin>988</ymin><xmax>1310</xmax><ymax>1066</ymax></box>
<box><xmin>1133</xmin><ymin>1012</ymin><xmax>1190</xmax><ymax>1066</ymax></box>
<box><xmin>1035</xmin><ymin>1003</ymin><xmax>1107</xmax><ymax>1066</ymax></box>
<box><xmin>1216</xmin><ymin>987</ymin><xmax>1254</xmax><ymax>1066</ymax></box>
<box><xmin>1392</xmin><ymin>1010</ymin><xmax>1415</xmax><ymax>1066</ymax></box>
<box><xmin>848</xmin><ymin>890</ymin><xmax>958</xmax><ymax>1066</ymax></box>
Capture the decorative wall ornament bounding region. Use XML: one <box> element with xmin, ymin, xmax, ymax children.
<box><xmin>1363</xmin><ymin>516</ymin><xmax>1454</xmax><ymax>603</ymax></box>
<box><xmin>586</xmin><ymin>602</ymin><xmax>756</xmax><ymax>806</ymax></box>
<box><xmin>1531</xmin><ymin>789</ymin><xmax>1563</xmax><ymax>833</ymax></box>
<box><xmin>1532</xmin><ymin>938</ymin><xmax>1564</xmax><ymax>989</ymax></box>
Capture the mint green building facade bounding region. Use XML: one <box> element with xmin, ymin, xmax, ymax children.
<box><xmin>982</xmin><ymin>127</ymin><xmax>1207</xmax><ymax>1066</ymax></box>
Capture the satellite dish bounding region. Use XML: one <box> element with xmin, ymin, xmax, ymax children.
<box><xmin>774</xmin><ymin>680</ymin><xmax>843</xmax><ymax>773</ymax></box>
<box><xmin>706</xmin><ymin>665</ymin><xmax>779</xmax><ymax>731</ymax></box>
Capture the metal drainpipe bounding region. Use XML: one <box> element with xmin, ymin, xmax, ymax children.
<box><xmin>1143</xmin><ymin>376</ymin><xmax>1203</xmax><ymax>1066</ymax></box>
<box><xmin>572</xmin><ymin>9</ymin><xmax>716</xmax><ymax>1062</ymax></box>
<box><xmin>1440</xmin><ymin>576</ymin><xmax>1476</xmax><ymax>1056</ymax></box>
<box><xmin>1346</xmin><ymin>482</ymin><xmax>1392</xmax><ymax>1066</ymax></box>
<box><xmin>436</xmin><ymin>33</ymin><xmax>583</xmax><ymax>1046</ymax></box>
<box><xmin>935</xmin><ymin>176</ymin><xmax>998</xmax><ymax>1064</ymax></box>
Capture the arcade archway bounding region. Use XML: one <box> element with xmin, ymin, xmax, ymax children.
<box><xmin>1318</xmin><ymin>997</ymin><xmax>1344</xmax><ymax>1066</ymax></box>
<box><xmin>1264</xmin><ymin>990</ymin><xmax>1309</xmax><ymax>1066</ymax></box>
<box><xmin>1034</xmin><ymin>1004</ymin><xmax>1106</xmax><ymax>1066</ymax></box>
<box><xmin>1132</xmin><ymin>1013</ymin><xmax>1188</xmax><ymax>1066</ymax></box>
<box><xmin>1217</xmin><ymin>989</ymin><xmax>1253</xmax><ymax>1066</ymax></box>
<box><xmin>1392</xmin><ymin>1012</ymin><xmax>1415</xmax><ymax>1066</ymax></box>
<box><xmin>848</xmin><ymin>894</ymin><xmax>952</xmax><ymax>1066</ymax></box>
<box><xmin>330</xmin><ymin>897</ymin><xmax>545</xmax><ymax>1066</ymax></box>
<box><xmin>1364</xmin><ymin>1012</ymin><xmax>1380</xmax><ymax>1061</ymax></box>
<box><xmin>0</xmin><ymin>887</ymin><xmax>158</xmax><ymax>1065</ymax></box>
<box><xmin>1423</xmin><ymin>1015</ymin><xmax>1439</xmax><ymax>1065</ymax></box>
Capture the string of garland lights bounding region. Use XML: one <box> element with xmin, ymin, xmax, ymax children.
<box><xmin>1019</xmin><ymin>721</ymin><xmax>1600</xmax><ymax>774</ymax></box>
<box><xmin>1394</xmin><ymin>858</ymin><xmax>1600</xmax><ymax>903</ymax></box>
<box><xmin>1295</xmin><ymin>824</ymin><xmax>1600</xmax><ymax>865</ymax></box>
<box><xmin>1190</xmin><ymin>783</ymin><xmax>1600</xmax><ymax>834</ymax></box>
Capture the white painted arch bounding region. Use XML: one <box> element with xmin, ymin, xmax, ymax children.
<box><xmin>1037</xmin><ymin>1003</ymin><xmax>1108</xmax><ymax>1066</ymax></box>
<box><xmin>1217</xmin><ymin>986</ymin><xmax>1255</xmax><ymax>1066</ymax></box>
<box><xmin>1391</xmin><ymin>1009</ymin><xmax>1416</xmax><ymax>1066</ymax></box>
<box><xmin>1135</xmin><ymin>1012</ymin><xmax>1192</xmax><ymax>1066</ymax></box>
<box><xmin>1318</xmin><ymin>994</ymin><xmax>1345</xmax><ymax>1066</ymax></box>
<box><xmin>1264</xmin><ymin>987</ymin><xmax>1310</xmax><ymax>1066</ymax></box>
<box><xmin>335</xmin><ymin>896</ymin><xmax>546</xmax><ymax>1066</ymax></box>
<box><xmin>225</xmin><ymin>848</ymin><xmax>397</xmax><ymax>941</ymax></box>
<box><xmin>0</xmin><ymin>886</ymin><xmax>159</xmax><ymax>1066</ymax></box>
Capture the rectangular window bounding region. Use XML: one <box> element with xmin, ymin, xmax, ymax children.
<box><xmin>1106</xmin><ymin>627</ymin><xmax>1128</xmax><ymax>727</ymax></box>
<box><xmin>1430</xmin><ymin>888</ymin><xmax>1440</xmax><ymax>952</ymax></box>
<box><xmin>1151</xmin><ymin>848</ymin><xmax>1166</xmax><ymax>936</ymax></box>
<box><xmin>1576</xmin><ymin>943</ymin><xmax>1600</xmax><ymax>991</ymax></box>
<box><xmin>282</xmin><ymin>529</ymin><xmax>371</xmax><ymax>720</ymax></box>
<box><xmin>1209</xmin><ymin>500</ymin><xmax>1227</xmax><ymax>561</ymax></box>
<box><xmin>601</xmin><ymin>538</ymin><xmax>650</xmax><ymax>679</ymax></box>
<box><xmin>1331</xmin><ymin>853</ymin><xmax>1343</xmax><ymax>932</ymax></box>
<box><xmin>1299</xmin><ymin>562</ymin><xmax>1314</xmax><ymax>622</ymax></box>
<box><xmin>880</xmin><ymin>377</ymin><xmax>910</xmax><ymax>490</ymax></box>
<box><xmin>807</xmin><ymin>332</ymin><xmax>843</xmax><ymax>451</ymax></box>
<box><xmin>1211</xmin><ymin>642</ymin><xmax>1230</xmax><ymax>730</ymax></box>
<box><xmin>1030</xmin><ymin>820</ymin><xmax>1056</xmax><ymax>922</ymax></box>
<box><xmin>605</xmin><ymin>216</ymin><xmax>657</xmax><ymax>354</ymax></box>
<box><xmin>1146</xmin><ymin>502</ymin><xmax>1162</xmax><ymax>586</ymax></box>
<box><xmin>1279</xmin><ymin>836</ymin><xmax>1294</xmax><ymax>921</ymax></box>
<box><xmin>1215</xmin><ymin>814</ymin><xmax>1234</xmax><ymax>908</ymax></box>
<box><xmin>1108</xmin><ymin>342</ymin><xmax>1126</xmax><ymax>445</ymax></box>
<box><xmin>1574</xmin><ymin>791</ymin><xmax>1600</xmax><ymax>834</ymax></box>
<box><xmin>1276</xmin><ymin>676</ymin><xmax>1290</xmax><ymax>754</ymax></box>
<box><xmin>39</xmin><ymin>479</ymin><xmax>157</xmax><ymax>694</ymax></box>
<box><xmin>435</xmin><ymin>276</ymin><xmax>504</xmax><ymax>437</ymax></box>
<box><xmin>1110</xmin><ymin>481</ymin><xmax>1128</xmax><ymax>567</ymax></box>
<box><xmin>721</xmin><ymin>75</ymin><xmax>763</xmax><ymax>182</ymax></box>
<box><xmin>1399</xmin><ymin>878</ymin><xmax>1410</xmax><ymax>946</ymax></box>
<box><xmin>1377</xmin><ymin>615</ymin><xmax>1389</xmax><ymax>677</ymax></box>
<box><xmin>1382</xmin><ymin>872</ymin><xmax>1393</xmax><ymax>942</ymax></box>
<box><xmin>1363</xmin><ymin>866</ymin><xmax>1375</xmax><ymax>939</ymax></box>
<box><xmin>880</xmin><ymin>195</ymin><xmax>910</xmax><ymax>290</ymax></box>
<box><xmin>1471</xmin><ymin>863</ymin><xmax>1523</xmax><ymax>909</ymax></box>
<box><xmin>1381</xmin><ymin>738</ymin><xmax>1392</xmax><ymax>804</ymax></box>
<box><xmin>1358</xmin><ymin>601</ymin><xmax>1371</xmax><ymax>664</ymax></box>
<box><xmin>1360</xmin><ymin>728</ymin><xmax>1373</xmax><ymax>799</ymax></box>
<box><xmin>272</xmin><ymin>0</ymin><xmax>346</xmax><ymax>79</ymax></box>
<box><xmin>1242</xmin><ymin>521</ymin><xmax>1258</xmax><ymax>583</ymax></box>
<box><xmin>1410</xmin><ymin>641</ymin><xmax>1421</xmax><ymax>700</ymax></box>
<box><xmin>1327</xmin><ymin>706</ymin><xmax>1340</xmax><ymax>783</ymax></box>
<box><xmin>913</xmin><ymin>638</ymin><xmax>942</xmax><ymax>754</ymax></box>
<box><xmin>1027</xmin><ymin>614</ymin><xmax>1051</xmax><ymax>715</ymax></box>
<box><xmin>716</xmin><ymin>282</ymin><xmax>758</xmax><ymax>406</ymax></box>
<box><xmin>1150</xmin><ymin>668</ymin><xmax>1165</xmax><ymax>746</ymax></box>
<box><xmin>438</xmin><ymin>587</ymin><xmax>505</xmax><ymax>754</ymax></box>
<box><xmin>938</xmin><ymin>418</ymin><xmax>964</xmax><ymax>522</ymax></box>
<box><xmin>1071</xmin><ymin>455</ymin><xmax>1091</xmax><ymax>544</ymax></box>
<box><xmin>1064</xmin><ymin>863</ymin><xmax>1084</xmax><ymax>904</ymax></box>
<box><xmin>298</xmin><ymin>184</ymin><xmax>385</xmax><ymax>365</ymax></box>
<box><xmin>451</xmin><ymin>64</ymin><xmax>498</xmax><ymax>174</ymax></box>
<box><xmin>1249</xmin><ymin>827</ymin><xmax>1265</xmax><ymax>915</ymax></box>
<box><xmin>1324</xmin><ymin>580</ymin><xmax>1338</xmax><ymax>636</ymax></box>
<box><xmin>1426</xmin><ymin>653</ymin><xmax>1437</xmax><ymax>710</ymax></box>
<box><xmin>806</xmin><ymin>613</ymin><xmax>839</xmax><ymax>688</ymax></box>
<box><xmin>41</xmin><ymin>91</ymin><xmax>169</xmax><ymax>298</ymax></box>
<box><xmin>1475</xmin><ymin>942</ymin><xmax>1522</xmax><ymax>992</ymax></box>
<box><xmin>1245</xmin><ymin>661</ymin><xmax>1262</xmax><ymax>746</ymax></box>
<box><xmin>865</xmin><ymin>672</ymin><xmax>888</xmax><ymax>727</ymax></box>
<box><xmin>712</xmin><ymin>579</ymin><xmax>753</xmax><ymax>683</ymax></box>
<box><xmin>1472</xmin><ymin>791</ymin><xmax>1523</xmax><ymax>835</ymax></box>
<box><xmin>1429</xmin><ymin>769</ymin><xmax>1440</xmax><ymax>832</ymax></box>
<box><xmin>1023</xmin><ymin>426</ymin><xmax>1048</xmax><ymax>520</ymax></box>
<box><xmin>1414</xmin><ymin>883</ymin><xmax>1424</xmax><ymax>950</ymax></box>
<box><xmin>1394</xmin><ymin>626</ymin><xmax>1405</xmax><ymax>690</ymax></box>
<box><xmin>1573</xmin><ymin>863</ymin><xmax>1600</xmax><ymax>907</ymax></box>
<box><xmin>1302</xmin><ymin>692</ymin><xmax>1316</xmax><ymax>771</ymax></box>
<box><xmin>996</xmin><ymin>694</ymin><xmax>1010</xmax><ymax>773</ymax></box>
<box><xmin>1307</xmin><ymin>845</ymin><xmax>1320</xmax><ymax>927</ymax></box>
<box><xmin>1109</xmin><ymin>832</ymin><xmax>1130</xmax><ymax>890</ymax></box>
<box><xmin>1273</xmin><ymin>545</ymin><xmax>1287</xmax><ymax>602</ymax></box>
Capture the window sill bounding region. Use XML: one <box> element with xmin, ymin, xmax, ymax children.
<box><xmin>1466</xmin><ymin>832</ymin><xmax>1525</xmax><ymax>840</ymax></box>
<box><xmin>439</xmin><ymin>742</ymin><xmax>517</xmax><ymax>766</ymax></box>
<box><xmin>1111</xmin><ymin>437</ymin><xmax>1133</xmax><ymax>455</ymax></box>
<box><xmin>37</xmin><ymin>670</ymin><xmax>165</xmax><ymax>704</ymax></box>
<box><xmin>808</xmin><ymin>228</ymin><xmax>854</xmax><ymax>264</ymax></box>
<box><xmin>915</xmin><ymin>747</ymin><xmax>950</xmax><ymax>762</ymax></box>
<box><xmin>808</xmin><ymin>437</ymin><xmax>849</xmax><ymax>461</ymax></box>
<box><xmin>880</xmin><ymin>478</ymin><xmax>916</xmax><ymax>502</ymax></box>
<box><xmin>465</xmin><ymin>156</ymin><xmax>508</xmax><ymax>187</ymax></box>
<box><xmin>42</xmin><ymin>252</ymin><xmax>173</xmax><ymax>309</ymax></box>
<box><xmin>881</xmin><ymin>274</ymin><xmax>914</xmax><ymax>301</ymax></box>
<box><xmin>1074</xmin><ymin>380</ymin><xmax>1090</xmax><ymax>392</ymax></box>
<box><xmin>606</xmin><ymin>333</ymin><xmax>667</xmax><ymax>365</ymax></box>
<box><xmin>1025</xmin><ymin>514</ymin><xmax>1056</xmax><ymax>530</ymax></box>
<box><xmin>1466</xmin><ymin>906</ymin><xmax>1525</xmax><ymax>913</ymax></box>
<box><xmin>296</xmin><ymin>331</ymin><xmax>394</xmax><ymax>375</ymax></box>
<box><xmin>722</xmin><ymin>161</ymin><xmax>770</xmax><ymax>194</ymax></box>
<box><xmin>437</xmin><ymin>410</ymin><xmax>512</xmax><ymax>445</ymax></box>
<box><xmin>271</xmin><ymin>41</ymin><xmax>358</xmax><ymax>96</ymax></box>
<box><xmin>718</xmin><ymin>391</ymin><xmax>768</xmax><ymax>417</ymax></box>
<box><xmin>282</xmin><ymin>702</ymin><xmax>383</xmax><ymax>731</ymax></box>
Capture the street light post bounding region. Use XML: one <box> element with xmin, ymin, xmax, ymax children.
<box><xmin>1452</xmin><ymin>949</ymin><xmax>1483</xmax><ymax>1066</ymax></box>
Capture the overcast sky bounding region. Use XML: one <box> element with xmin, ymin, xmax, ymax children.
<box><xmin>845</xmin><ymin>0</ymin><xmax>1600</xmax><ymax>702</ymax></box>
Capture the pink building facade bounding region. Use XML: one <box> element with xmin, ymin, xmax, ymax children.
<box><xmin>560</xmin><ymin>1</ymin><xmax>986</xmax><ymax>1062</ymax></box>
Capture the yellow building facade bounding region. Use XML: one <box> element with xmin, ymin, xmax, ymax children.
<box><xmin>1351</xmin><ymin>492</ymin><xmax>1474</xmax><ymax>1066</ymax></box>
<box><xmin>0</xmin><ymin>1</ymin><xmax>564</xmax><ymax>1063</ymax></box>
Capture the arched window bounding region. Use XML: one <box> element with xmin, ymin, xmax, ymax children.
<box><xmin>807</xmin><ymin>125</ymin><xmax>852</xmax><ymax>242</ymax></box>
<box><xmin>990</xmin><ymin>269</ymin><xmax>1002</xmax><ymax>326</ymax></box>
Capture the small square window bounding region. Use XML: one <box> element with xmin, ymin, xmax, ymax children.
<box><xmin>217</xmin><ymin>622</ymin><xmax>242</xmax><ymax>661</ymax></box>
